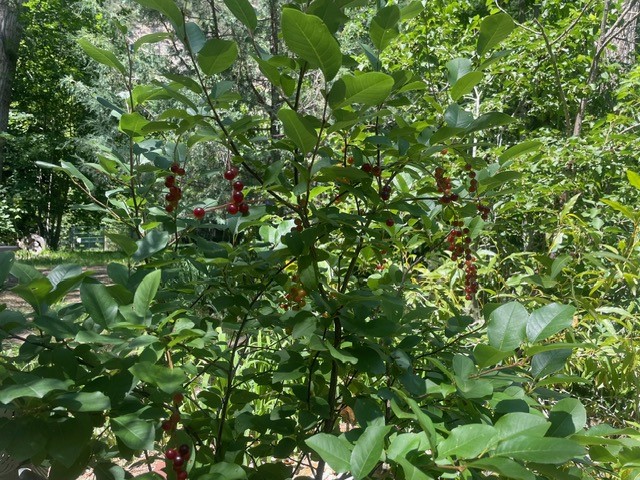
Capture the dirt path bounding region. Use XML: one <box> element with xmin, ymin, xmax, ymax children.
<box><xmin>0</xmin><ymin>266</ymin><xmax>110</xmax><ymax>311</ymax></box>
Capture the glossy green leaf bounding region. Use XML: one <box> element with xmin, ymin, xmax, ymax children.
<box><xmin>498</xmin><ymin>140</ymin><xmax>542</xmax><ymax>164</ymax></box>
<box><xmin>0</xmin><ymin>252</ymin><xmax>15</xmax><ymax>287</ymax></box>
<box><xmin>133</xmin><ymin>32</ymin><xmax>171</xmax><ymax>52</ymax></box>
<box><xmin>48</xmin><ymin>416</ymin><xmax>93</xmax><ymax>468</ymax></box>
<box><xmin>531</xmin><ymin>349</ymin><xmax>572</xmax><ymax>378</ymax></box>
<box><xmin>277</xmin><ymin>107</ymin><xmax>318</xmax><ymax>154</ymax></box>
<box><xmin>465</xmin><ymin>112</ymin><xmax>514</xmax><ymax>134</ymax></box>
<box><xmin>601</xmin><ymin>198</ymin><xmax>636</xmax><ymax>220</ymax></box>
<box><xmin>473</xmin><ymin>343</ymin><xmax>512</xmax><ymax>368</ymax></box>
<box><xmin>477</xmin><ymin>13</ymin><xmax>515</xmax><ymax>56</ymax></box>
<box><xmin>526</xmin><ymin>303</ymin><xmax>576</xmax><ymax>343</ymax></box>
<box><xmin>329</xmin><ymin>72</ymin><xmax>394</xmax><ymax>109</ymax></box>
<box><xmin>495</xmin><ymin>436</ymin><xmax>585</xmax><ymax>463</ymax></box>
<box><xmin>444</xmin><ymin>103</ymin><xmax>473</xmax><ymax>128</ymax></box>
<box><xmin>129</xmin><ymin>362</ymin><xmax>186</xmax><ymax>394</ymax></box>
<box><xmin>53</xmin><ymin>391</ymin><xmax>111</xmax><ymax>412</ymax></box>
<box><xmin>547</xmin><ymin>398</ymin><xmax>586</xmax><ymax>437</ymax></box>
<box><xmin>351</xmin><ymin>425</ymin><xmax>391</xmax><ymax>480</ymax></box>
<box><xmin>106</xmin><ymin>233</ymin><xmax>138</xmax><ymax>256</ymax></box>
<box><xmin>494</xmin><ymin>413</ymin><xmax>550</xmax><ymax>442</ymax></box>
<box><xmin>77</xmin><ymin>38</ymin><xmax>127</xmax><ymax>76</ymax></box>
<box><xmin>197</xmin><ymin>39</ymin><xmax>238</xmax><ymax>75</ymax></box>
<box><xmin>627</xmin><ymin>170</ymin><xmax>640</xmax><ymax>189</ymax></box>
<box><xmin>305</xmin><ymin>433</ymin><xmax>352</xmax><ymax>473</ymax></box>
<box><xmin>133</xmin><ymin>269</ymin><xmax>162</xmax><ymax>315</ymax></box>
<box><xmin>80</xmin><ymin>282</ymin><xmax>119</xmax><ymax>328</ymax></box>
<box><xmin>223</xmin><ymin>0</ymin><xmax>257</xmax><ymax>32</ymax></box>
<box><xmin>0</xmin><ymin>377</ymin><xmax>72</xmax><ymax>403</ymax></box>
<box><xmin>185</xmin><ymin>22</ymin><xmax>206</xmax><ymax>53</ymax></box>
<box><xmin>468</xmin><ymin>458</ymin><xmax>535</xmax><ymax>480</ymax></box>
<box><xmin>47</xmin><ymin>264</ymin><xmax>82</xmax><ymax>289</ymax></box>
<box><xmin>132</xmin><ymin>230</ymin><xmax>169</xmax><ymax>262</ymax></box>
<box><xmin>281</xmin><ymin>8</ymin><xmax>341</xmax><ymax>81</ymax></box>
<box><xmin>450</xmin><ymin>71</ymin><xmax>483</xmax><ymax>101</ymax></box>
<box><xmin>135</xmin><ymin>0</ymin><xmax>184</xmax><ymax>37</ymax></box>
<box><xmin>438</xmin><ymin>424</ymin><xmax>497</xmax><ymax>459</ymax></box>
<box><xmin>9</xmin><ymin>261</ymin><xmax>44</xmax><ymax>284</ymax></box>
<box><xmin>119</xmin><ymin>112</ymin><xmax>149</xmax><ymax>138</ymax></box>
<box><xmin>487</xmin><ymin>302</ymin><xmax>528</xmax><ymax>351</ymax></box>
<box><xmin>111</xmin><ymin>413</ymin><xmax>155</xmax><ymax>450</ymax></box>
<box><xmin>446</xmin><ymin>57</ymin><xmax>472</xmax><ymax>85</ymax></box>
<box><xmin>370</xmin><ymin>5</ymin><xmax>400</xmax><ymax>52</ymax></box>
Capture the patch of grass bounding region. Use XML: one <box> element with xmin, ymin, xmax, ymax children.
<box><xmin>15</xmin><ymin>249</ymin><xmax>126</xmax><ymax>268</ymax></box>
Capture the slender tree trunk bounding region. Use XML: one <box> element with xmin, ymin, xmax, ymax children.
<box><xmin>0</xmin><ymin>0</ymin><xmax>22</xmax><ymax>183</ymax></box>
<box><xmin>605</xmin><ymin>0</ymin><xmax>639</xmax><ymax>66</ymax></box>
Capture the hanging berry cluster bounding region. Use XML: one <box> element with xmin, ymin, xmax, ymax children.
<box><xmin>281</xmin><ymin>280</ymin><xmax>307</xmax><ymax>310</ymax></box>
<box><xmin>446</xmin><ymin>221</ymin><xmax>479</xmax><ymax>300</ymax></box>
<box><xmin>435</xmin><ymin>166</ymin><xmax>459</xmax><ymax>203</ymax></box>
<box><xmin>291</xmin><ymin>217</ymin><xmax>303</xmax><ymax>233</ymax></box>
<box><xmin>464</xmin><ymin>163</ymin><xmax>491</xmax><ymax>221</ymax></box>
<box><xmin>224</xmin><ymin>166</ymin><xmax>250</xmax><ymax>215</ymax></box>
<box><xmin>165</xmin><ymin>163</ymin><xmax>185</xmax><ymax>213</ymax></box>
<box><xmin>161</xmin><ymin>393</ymin><xmax>184</xmax><ymax>433</ymax></box>
<box><xmin>165</xmin><ymin>444</ymin><xmax>191</xmax><ymax>480</ymax></box>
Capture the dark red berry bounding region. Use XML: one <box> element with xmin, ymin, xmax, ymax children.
<box><xmin>224</xmin><ymin>167</ymin><xmax>239</xmax><ymax>180</ymax></box>
<box><xmin>361</xmin><ymin>163</ymin><xmax>373</xmax><ymax>173</ymax></box>
<box><xmin>173</xmin><ymin>456</ymin><xmax>185</xmax><ymax>467</ymax></box>
<box><xmin>193</xmin><ymin>207</ymin><xmax>205</xmax><ymax>219</ymax></box>
<box><xmin>372</xmin><ymin>165</ymin><xmax>382</xmax><ymax>177</ymax></box>
<box><xmin>386</xmin><ymin>218</ymin><xmax>394</xmax><ymax>227</ymax></box>
<box><xmin>380</xmin><ymin>191</ymin><xmax>390</xmax><ymax>201</ymax></box>
<box><xmin>177</xmin><ymin>167</ymin><xmax>186</xmax><ymax>176</ymax></box>
<box><xmin>232</xmin><ymin>180</ymin><xmax>244</xmax><ymax>191</ymax></box>
<box><xmin>227</xmin><ymin>204</ymin><xmax>239</xmax><ymax>214</ymax></box>
<box><xmin>177</xmin><ymin>472</ymin><xmax>188</xmax><ymax>480</ymax></box>
<box><xmin>161</xmin><ymin>420</ymin><xmax>173</xmax><ymax>431</ymax></box>
<box><xmin>165</xmin><ymin>204</ymin><xmax>175</xmax><ymax>213</ymax></box>
<box><xmin>170</xmin><ymin>163</ymin><xmax>181</xmax><ymax>174</ymax></box>
<box><xmin>165</xmin><ymin>448</ymin><xmax>178</xmax><ymax>460</ymax></box>
<box><xmin>232</xmin><ymin>191</ymin><xmax>244</xmax><ymax>204</ymax></box>
<box><xmin>178</xmin><ymin>444</ymin><xmax>190</xmax><ymax>456</ymax></box>
<box><xmin>165</xmin><ymin>176</ymin><xmax>176</xmax><ymax>187</ymax></box>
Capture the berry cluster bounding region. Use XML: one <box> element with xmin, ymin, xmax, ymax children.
<box><xmin>290</xmin><ymin>218</ymin><xmax>304</xmax><ymax>233</ymax></box>
<box><xmin>465</xmin><ymin>163</ymin><xmax>478</xmax><ymax>193</ymax></box>
<box><xmin>281</xmin><ymin>281</ymin><xmax>307</xmax><ymax>310</ymax></box>
<box><xmin>361</xmin><ymin>163</ymin><xmax>382</xmax><ymax>177</ymax></box>
<box><xmin>380</xmin><ymin>183</ymin><xmax>392</xmax><ymax>201</ymax></box>
<box><xmin>223</xmin><ymin>167</ymin><xmax>249</xmax><ymax>215</ymax></box>
<box><xmin>165</xmin><ymin>444</ymin><xmax>191</xmax><ymax>480</ymax></box>
<box><xmin>435</xmin><ymin>166</ymin><xmax>458</xmax><ymax>204</ymax></box>
<box><xmin>477</xmin><ymin>202</ymin><xmax>490</xmax><ymax>221</ymax></box>
<box><xmin>446</xmin><ymin>221</ymin><xmax>479</xmax><ymax>300</ymax></box>
<box><xmin>161</xmin><ymin>393</ymin><xmax>184</xmax><ymax>433</ymax></box>
<box><xmin>165</xmin><ymin>164</ymin><xmax>186</xmax><ymax>213</ymax></box>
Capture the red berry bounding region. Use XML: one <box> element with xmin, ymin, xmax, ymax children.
<box><xmin>177</xmin><ymin>472</ymin><xmax>188</xmax><ymax>480</ymax></box>
<box><xmin>173</xmin><ymin>392</ymin><xmax>184</xmax><ymax>404</ymax></box>
<box><xmin>178</xmin><ymin>444</ymin><xmax>190</xmax><ymax>456</ymax></box>
<box><xmin>224</xmin><ymin>167</ymin><xmax>239</xmax><ymax>180</ymax></box>
<box><xmin>177</xmin><ymin>167</ymin><xmax>186</xmax><ymax>176</ymax></box>
<box><xmin>165</xmin><ymin>204</ymin><xmax>175</xmax><ymax>213</ymax></box>
<box><xmin>347</xmin><ymin>156</ymin><xmax>354</xmax><ymax>165</ymax></box>
<box><xmin>232</xmin><ymin>191</ymin><xmax>244</xmax><ymax>204</ymax></box>
<box><xmin>227</xmin><ymin>204</ymin><xmax>239</xmax><ymax>214</ymax></box>
<box><xmin>372</xmin><ymin>165</ymin><xmax>382</xmax><ymax>177</ymax></box>
<box><xmin>361</xmin><ymin>163</ymin><xmax>373</xmax><ymax>173</ymax></box>
<box><xmin>238</xmin><ymin>203</ymin><xmax>249</xmax><ymax>214</ymax></box>
<box><xmin>232</xmin><ymin>180</ymin><xmax>244</xmax><ymax>191</ymax></box>
<box><xmin>165</xmin><ymin>176</ymin><xmax>176</xmax><ymax>187</ymax></box>
<box><xmin>170</xmin><ymin>164</ymin><xmax>180</xmax><ymax>174</ymax></box>
<box><xmin>173</xmin><ymin>456</ymin><xmax>185</xmax><ymax>467</ymax></box>
<box><xmin>386</xmin><ymin>218</ymin><xmax>394</xmax><ymax>227</ymax></box>
<box><xmin>441</xmin><ymin>148</ymin><xmax>448</xmax><ymax>155</ymax></box>
<box><xmin>380</xmin><ymin>191</ymin><xmax>390</xmax><ymax>201</ymax></box>
<box><xmin>161</xmin><ymin>420</ymin><xmax>173</xmax><ymax>431</ymax></box>
<box><xmin>193</xmin><ymin>207</ymin><xmax>205</xmax><ymax>220</ymax></box>
<box><xmin>165</xmin><ymin>448</ymin><xmax>178</xmax><ymax>460</ymax></box>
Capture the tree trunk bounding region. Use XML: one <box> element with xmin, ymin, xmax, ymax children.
<box><xmin>605</xmin><ymin>0</ymin><xmax>639</xmax><ymax>66</ymax></box>
<box><xmin>0</xmin><ymin>0</ymin><xmax>22</xmax><ymax>183</ymax></box>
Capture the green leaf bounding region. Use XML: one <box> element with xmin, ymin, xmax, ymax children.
<box><xmin>477</xmin><ymin>13</ymin><xmax>515</xmax><ymax>56</ymax></box>
<box><xmin>494</xmin><ymin>413</ymin><xmax>550</xmax><ymax>442</ymax></box>
<box><xmin>627</xmin><ymin>170</ymin><xmax>640</xmax><ymax>189</ymax></box>
<box><xmin>531</xmin><ymin>349</ymin><xmax>572</xmax><ymax>378</ymax></box>
<box><xmin>370</xmin><ymin>5</ymin><xmax>400</xmax><ymax>52</ymax></box>
<box><xmin>48</xmin><ymin>416</ymin><xmax>93</xmax><ymax>468</ymax></box>
<box><xmin>329</xmin><ymin>72</ymin><xmax>394</xmax><ymax>109</ymax></box>
<box><xmin>11</xmin><ymin>278</ymin><xmax>52</xmax><ymax>312</ymax></box>
<box><xmin>547</xmin><ymin>398</ymin><xmax>586</xmax><ymax>437</ymax></box>
<box><xmin>487</xmin><ymin>302</ymin><xmax>528</xmax><ymax>351</ymax></box>
<box><xmin>111</xmin><ymin>412</ymin><xmax>155</xmax><ymax>450</ymax></box>
<box><xmin>77</xmin><ymin>38</ymin><xmax>127</xmax><ymax>75</ymax></box>
<box><xmin>133</xmin><ymin>269</ymin><xmax>162</xmax><ymax>315</ymax></box>
<box><xmin>53</xmin><ymin>391</ymin><xmax>111</xmax><ymax>412</ymax></box>
<box><xmin>0</xmin><ymin>252</ymin><xmax>15</xmax><ymax>287</ymax></box>
<box><xmin>223</xmin><ymin>0</ymin><xmax>257</xmax><ymax>32</ymax></box>
<box><xmin>526</xmin><ymin>303</ymin><xmax>576</xmax><ymax>343</ymax></box>
<box><xmin>305</xmin><ymin>433</ymin><xmax>352</xmax><ymax>473</ymax></box>
<box><xmin>446</xmin><ymin>58</ymin><xmax>472</xmax><ymax>85</ymax></box>
<box><xmin>277</xmin><ymin>107</ymin><xmax>318</xmax><ymax>154</ymax></box>
<box><xmin>495</xmin><ymin>436</ymin><xmax>585</xmax><ymax>464</ymax></box>
<box><xmin>132</xmin><ymin>230</ymin><xmax>169</xmax><ymax>262</ymax></box>
<box><xmin>47</xmin><ymin>264</ymin><xmax>83</xmax><ymax>289</ymax></box>
<box><xmin>197</xmin><ymin>38</ymin><xmax>238</xmax><ymax>75</ymax></box>
<box><xmin>281</xmin><ymin>8</ymin><xmax>342</xmax><ymax>81</ymax></box>
<box><xmin>185</xmin><ymin>22</ymin><xmax>206</xmax><ymax>53</ymax></box>
<box><xmin>106</xmin><ymin>233</ymin><xmax>138</xmax><ymax>256</ymax></box>
<box><xmin>465</xmin><ymin>112</ymin><xmax>514</xmax><ymax>134</ymax></box>
<box><xmin>207</xmin><ymin>462</ymin><xmax>248</xmax><ymax>479</ymax></box>
<box><xmin>129</xmin><ymin>362</ymin><xmax>187</xmax><ymax>394</ymax></box>
<box><xmin>468</xmin><ymin>458</ymin><xmax>535</xmax><ymax>480</ymax></box>
<box><xmin>473</xmin><ymin>344</ymin><xmax>512</xmax><ymax>368</ymax></box>
<box><xmin>479</xmin><ymin>170</ymin><xmax>522</xmax><ymax>191</ymax></box>
<box><xmin>119</xmin><ymin>112</ymin><xmax>150</xmax><ymax>138</ymax></box>
<box><xmin>444</xmin><ymin>103</ymin><xmax>473</xmax><ymax>128</ymax></box>
<box><xmin>133</xmin><ymin>32</ymin><xmax>171</xmax><ymax>52</ymax></box>
<box><xmin>450</xmin><ymin>71</ymin><xmax>483</xmax><ymax>101</ymax></box>
<box><xmin>601</xmin><ymin>198</ymin><xmax>636</xmax><ymax>220</ymax></box>
<box><xmin>9</xmin><ymin>261</ymin><xmax>44</xmax><ymax>284</ymax></box>
<box><xmin>351</xmin><ymin>425</ymin><xmax>392</xmax><ymax>480</ymax></box>
<box><xmin>0</xmin><ymin>377</ymin><xmax>72</xmax><ymax>403</ymax></box>
<box><xmin>134</xmin><ymin>0</ymin><xmax>184</xmax><ymax>37</ymax></box>
<box><xmin>438</xmin><ymin>424</ymin><xmax>497</xmax><ymax>459</ymax></box>
<box><xmin>498</xmin><ymin>140</ymin><xmax>542</xmax><ymax>164</ymax></box>
<box><xmin>80</xmin><ymin>282</ymin><xmax>119</xmax><ymax>328</ymax></box>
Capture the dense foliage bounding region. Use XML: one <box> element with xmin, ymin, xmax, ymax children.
<box><xmin>1</xmin><ymin>1</ymin><xmax>640</xmax><ymax>480</ymax></box>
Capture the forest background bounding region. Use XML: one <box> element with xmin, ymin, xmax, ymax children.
<box><xmin>0</xmin><ymin>0</ymin><xmax>640</xmax><ymax>479</ymax></box>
